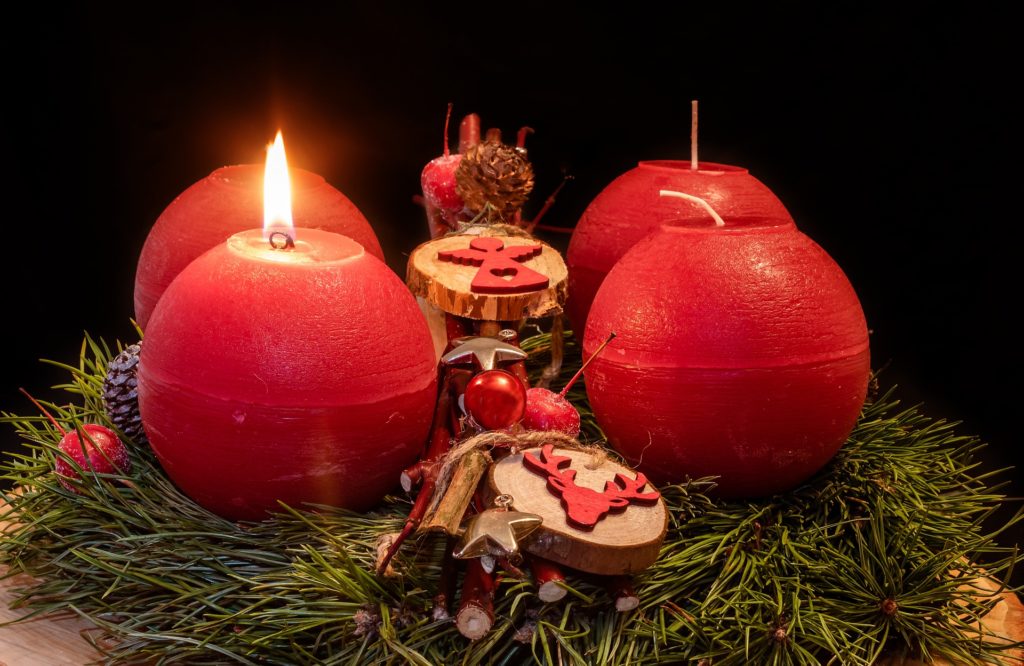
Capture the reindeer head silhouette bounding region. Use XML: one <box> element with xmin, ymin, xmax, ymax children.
<box><xmin>523</xmin><ymin>444</ymin><xmax>660</xmax><ymax>528</ymax></box>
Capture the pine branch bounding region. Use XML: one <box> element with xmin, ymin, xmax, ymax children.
<box><xmin>0</xmin><ymin>329</ymin><xmax>1020</xmax><ymax>665</ymax></box>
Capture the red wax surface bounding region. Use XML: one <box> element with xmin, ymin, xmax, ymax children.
<box><xmin>566</xmin><ymin>161</ymin><xmax>792</xmax><ymax>330</ymax></box>
<box><xmin>138</xmin><ymin>228</ymin><xmax>436</xmax><ymax>520</ymax></box>
<box><xmin>134</xmin><ymin>165</ymin><xmax>384</xmax><ymax>329</ymax></box>
<box><xmin>583</xmin><ymin>217</ymin><xmax>869</xmax><ymax>497</ymax></box>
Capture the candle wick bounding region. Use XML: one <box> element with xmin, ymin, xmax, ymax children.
<box><xmin>690</xmin><ymin>99</ymin><xmax>699</xmax><ymax>170</ymax></box>
<box><xmin>659</xmin><ymin>189</ymin><xmax>726</xmax><ymax>227</ymax></box>
<box><xmin>268</xmin><ymin>231</ymin><xmax>296</xmax><ymax>250</ymax></box>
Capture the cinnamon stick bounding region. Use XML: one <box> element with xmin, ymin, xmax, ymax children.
<box><xmin>421</xmin><ymin>447</ymin><xmax>488</xmax><ymax>535</ymax></box>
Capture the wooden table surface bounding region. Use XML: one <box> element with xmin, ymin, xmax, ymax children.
<box><xmin>0</xmin><ymin>568</ymin><xmax>102</xmax><ymax>665</ymax></box>
<box><xmin>2</xmin><ymin>564</ymin><xmax>1021</xmax><ymax>665</ymax></box>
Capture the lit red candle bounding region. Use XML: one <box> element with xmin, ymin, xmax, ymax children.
<box><xmin>134</xmin><ymin>137</ymin><xmax>384</xmax><ymax>329</ymax></box>
<box><xmin>137</xmin><ymin>135</ymin><xmax>437</xmax><ymax>520</ymax></box>
<box><xmin>583</xmin><ymin>192</ymin><xmax>869</xmax><ymax>497</ymax></box>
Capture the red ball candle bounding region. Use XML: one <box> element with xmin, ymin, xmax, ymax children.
<box><xmin>134</xmin><ymin>164</ymin><xmax>384</xmax><ymax>329</ymax></box>
<box><xmin>138</xmin><ymin>228</ymin><xmax>437</xmax><ymax>520</ymax></box>
<box><xmin>566</xmin><ymin>161</ymin><xmax>792</xmax><ymax>330</ymax></box>
<box><xmin>583</xmin><ymin>209</ymin><xmax>869</xmax><ymax>497</ymax></box>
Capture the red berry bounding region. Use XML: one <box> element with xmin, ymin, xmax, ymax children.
<box><xmin>522</xmin><ymin>387</ymin><xmax>581</xmax><ymax>437</ymax></box>
<box><xmin>464</xmin><ymin>370</ymin><xmax>527</xmax><ymax>431</ymax></box>
<box><xmin>55</xmin><ymin>424</ymin><xmax>131</xmax><ymax>493</ymax></box>
<box><xmin>421</xmin><ymin>154</ymin><xmax>464</xmax><ymax>212</ymax></box>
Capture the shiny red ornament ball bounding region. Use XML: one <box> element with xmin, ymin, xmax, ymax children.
<box><xmin>421</xmin><ymin>154</ymin><xmax>464</xmax><ymax>212</ymax></box>
<box><xmin>584</xmin><ymin>217</ymin><xmax>870</xmax><ymax>497</ymax></box>
<box><xmin>134</xmin><ymin>165</ymin><xmax>384</xmax><ymax>330</ymax></box>
<box><xmin>464</xmin><ymin>370</ymin><xmax>527</xmax><ymax>431</ymax></box>
<box><xmin>55</xmin><ymin>424</ymin><xmax>131</xmax><ymax>493</ymax></box>
<box><xmin>566</xmin><ymin>161</ymin><xmax>791</xmax><ymax>330</ymax></box>
<box><xmin>522</xmin><ymin>387</ymin><xmax>581</xmax><ymax>437</ymax></box>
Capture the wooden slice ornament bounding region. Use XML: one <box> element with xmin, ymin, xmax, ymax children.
<box><xmin>407</xmin><ymin>227</ymin><xmax>568</xmax><ymax>321</ymax></box>
<box><xmin>487</xmin><ymin>446</ymin><xmax>668</xmax><ymax>575</ymax></box>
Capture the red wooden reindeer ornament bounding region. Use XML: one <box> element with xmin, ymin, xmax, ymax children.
<box><xmin>487</xmin><ymin>446</ymin><xmax>668</xmax><ymax>575</ymax></box>
<box><xmin>523</xmin><ymin>444</ymin><xmax>660</xmax><ymax>528</ymax></box>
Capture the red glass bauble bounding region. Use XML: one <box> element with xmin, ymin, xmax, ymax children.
<box><xmin>464</xmin><ymin>370</ymin><xmax>527</xmax><ymax>431</ymax></box>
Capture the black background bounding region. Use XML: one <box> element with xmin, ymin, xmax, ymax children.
<box><xmin>3</xmin><ymin>5</ymin><xmax>1019</xmax><ymax>552</ymax></box>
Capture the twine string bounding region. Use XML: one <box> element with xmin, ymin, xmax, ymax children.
<box><xmin>426</xmin><ymin>430</ymin><xmax>615</xmax><ymax>515</ymax></box>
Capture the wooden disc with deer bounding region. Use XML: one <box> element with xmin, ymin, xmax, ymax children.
<box><xmin>486</xmin><ymin>445</ymin><xmax>668</xmax><ymax>575</ymax></box>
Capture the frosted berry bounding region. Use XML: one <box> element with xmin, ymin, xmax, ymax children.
<box><xmin>421</xmin><ymin>154</ymin><xmax>464</xmax><ymax>212</ymax></box>
<box><xmin>522</xmin><ymin>387</ymin><xmax>581</xmax><ymax>436</ymax></box>
<box><xmin>55</xmin><ymin>424</ymin><xmax>131</xmax><ymax>493</ymax></box>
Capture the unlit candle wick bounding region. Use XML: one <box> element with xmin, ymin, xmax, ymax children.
<box><xmin>659</xmin><ymin>189</ymin><xmax>726</xmax><ymax>227</ymax></box>
<box><xmin>691</xmin><ymin>99</ymin><xmax>699</xmax><ymax>170</ymax></box>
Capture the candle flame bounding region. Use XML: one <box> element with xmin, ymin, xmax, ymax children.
<box><xmin>263</xmin><ymin>131</ymin><xmax>294</xmax><ymax>240</ymax></box>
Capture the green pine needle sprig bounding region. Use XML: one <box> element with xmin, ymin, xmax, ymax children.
<box><xmin>0</xmin><ymin>330</ymin><xmax>1020</xmax><ymax>665</ymax></box>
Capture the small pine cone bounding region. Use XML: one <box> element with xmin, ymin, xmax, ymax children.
<box><xmin>455</xmin><ymin>137</ymin><xmax>535</xmax><ymax>219</ymax></box>
<box><xmin>102</xmin><ymin>342</ymin><xmax>146</xmax><ymax>443</ymax></box>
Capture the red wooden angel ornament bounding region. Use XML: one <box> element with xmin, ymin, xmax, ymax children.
<box><xmin>438</xmin><ymin>237</ymin><xmax>549</xmax><ymax>294</ymax></box>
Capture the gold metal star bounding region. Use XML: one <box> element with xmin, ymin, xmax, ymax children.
<box><xmin>453</xmin><ymin>495</ymin><xmax>542</xmax><ymax>561</ymax></box>
<box><xmin>442</xmin><ymin>336</ymin><xmax>528</xmax><ymax>372</ymax></box>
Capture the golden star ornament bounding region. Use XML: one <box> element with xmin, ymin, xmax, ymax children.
<box><xmin>453</xmin><ymin>495</ymin><xmax>542</xmax><ymax>562</ymax></box>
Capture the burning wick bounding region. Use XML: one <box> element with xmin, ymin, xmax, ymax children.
<box><xmin>268</xmin><ymin>232</ymin><xmax>295</xmax><ymax>250</ymax></box>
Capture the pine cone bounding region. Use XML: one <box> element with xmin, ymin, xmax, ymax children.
<box><xmin>103</xmin><ymin>342</ymin><xmax>146</xmax><ymax>443</ymax></box>
<box><xmin>455</xmin><ymin>138</ymin><xmax>534</xmax><ymax>219</ymax></box>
